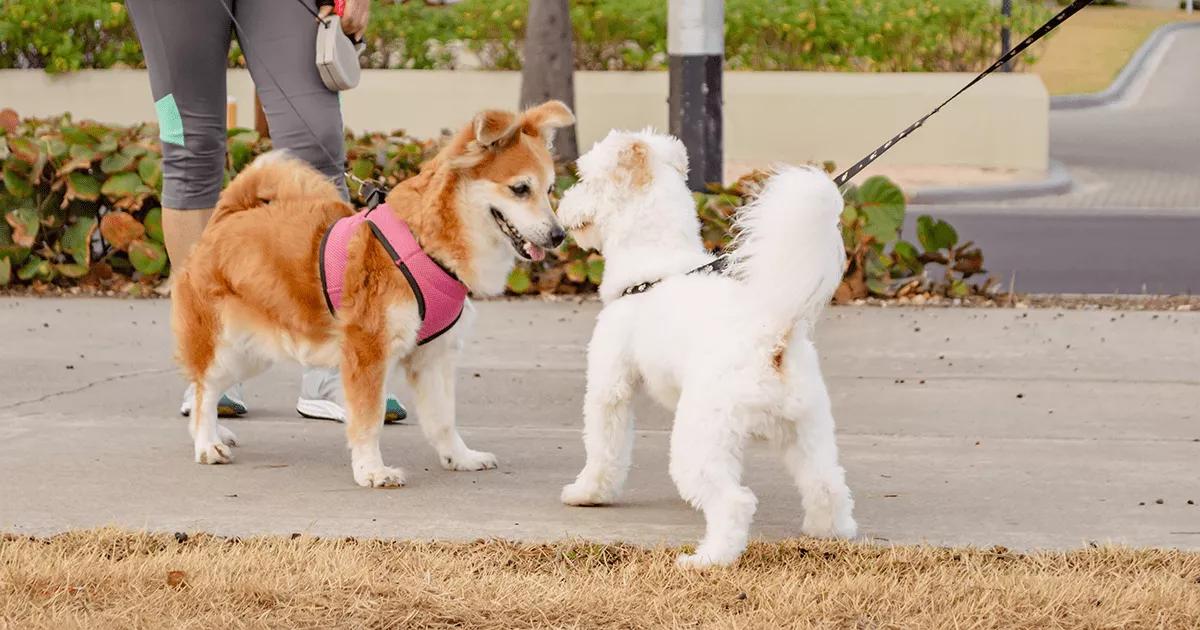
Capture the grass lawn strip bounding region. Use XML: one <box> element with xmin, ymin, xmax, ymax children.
<box><xmin>3</xmin><ymin>529</ymin><xmax>1199</xmax><ymax>628</ymax></box>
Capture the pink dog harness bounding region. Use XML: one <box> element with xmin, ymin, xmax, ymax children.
<box><xmin>320</xmin><ymin>204</ymin><xmax>468</xmax><ymax>345</ymax></box>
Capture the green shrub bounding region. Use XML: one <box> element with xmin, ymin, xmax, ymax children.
<box><xmin>0</xmin><ymin>112</ymin><xmax>433</xmax><ymax>291</ymax></box>
<box><xmin>1</xmin><ymin>114</ymin><xmax>987</xmax><ymax>300</ymax></box>
<box><xmin>1</xmin><ymin>0</ymin><xmax>1051</xmax><ymax>74</ymax></box>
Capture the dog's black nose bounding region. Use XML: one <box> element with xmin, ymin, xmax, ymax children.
<box><xmin>548</xmin><ymin>225</ymin><xmax>566</xmax><ymax>248</ymax></box>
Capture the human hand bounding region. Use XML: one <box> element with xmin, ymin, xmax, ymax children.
<box><xmin>340</xmin><ymin>0</ymin><xmax>370</xmax><ymax>41</ymax></box>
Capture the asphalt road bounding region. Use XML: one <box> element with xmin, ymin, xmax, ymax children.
<box><xmin>905</xmin><ymin>209</ymin><xmax>1200</xmax><ymax>294</ymax></box>
<box><xmin>916</xmin><ymin>28</ymin><xmax>1200</xmax><ymax>294</ymax></box>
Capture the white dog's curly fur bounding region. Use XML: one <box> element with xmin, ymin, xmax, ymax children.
<box><xmin>556</xmin><ymin>129</ymin><xmax>857</xmax><ymax>568</ymax></box>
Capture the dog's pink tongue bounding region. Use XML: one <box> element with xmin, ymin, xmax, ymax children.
<box><xmin>524</xmin><ymin>243</ymin><xmax>546</xmax><ymax>262</ymax></box>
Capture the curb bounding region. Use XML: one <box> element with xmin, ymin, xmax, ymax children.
<box><xmin>907</xmin><ymin>159</ymin><xmax>1073</xmax><ymax>205</ymax></box>
<box><xmin>1050</xmin><ymin>21</ymin><xmax>1200</xmax><ymax>110</ymax></box>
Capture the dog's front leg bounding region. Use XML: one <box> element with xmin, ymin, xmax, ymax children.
<box><xmin>408</xmin><ymin>339</ymin><xmax>497</xmax><ymax>471</ymax></box>
<box><xmin>343</xmin><ymin>327</ymin><xmax>405</xmax><ymax>488</ymax></box>
<box><xmin>561</xmin><ymin>329</ymin><xmax>636</xmax><ymax>506</ymax></box>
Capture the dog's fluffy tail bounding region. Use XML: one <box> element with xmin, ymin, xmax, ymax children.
<box><xmin>727</xmin><ymin>166</ymin><xmax>846</xmax><ymax>337</ymax></box>
<box><xmin>212</xmin><ymin>151</ymin><xmax>344</xmax><ymax>223</ymax></box>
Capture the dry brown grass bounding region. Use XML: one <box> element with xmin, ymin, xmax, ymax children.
<box><xmin>2</xmin><ymin>529</ymin><xmax>1199</xmax><ymax>629</ymax></box>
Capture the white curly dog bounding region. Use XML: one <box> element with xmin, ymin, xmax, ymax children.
<box><xmin>555</xmin><ymin>130</ymin><xmax>857</xmax><ymax>568</ymax></box>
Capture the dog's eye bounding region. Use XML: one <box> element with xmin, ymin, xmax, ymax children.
<box><xmin>509</xmin><ymin>183</ymin><xmax>531</xmax><ymax>197</ymax></box>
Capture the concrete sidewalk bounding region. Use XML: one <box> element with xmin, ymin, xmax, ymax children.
<box><xmin>1</xmin><ymin>298</ymin><xmax>1197</xmax><ymax>550</ymax></box>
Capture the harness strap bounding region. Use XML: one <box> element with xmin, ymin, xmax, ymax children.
<box><xmin>319</xmin><ymin>205</ymin><xmax>469</xmax><ymax>345</ymax></box>
<box><xmin>620</xmin><ymin>255</ymin><xmax>729</xmax><ymax>298</ymax></box>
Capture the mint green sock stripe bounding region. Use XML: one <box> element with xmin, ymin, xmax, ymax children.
<box><xmin>155</xmin><ymin>94</ymin><xmax>186</xmax><ymax>147</ymax></box>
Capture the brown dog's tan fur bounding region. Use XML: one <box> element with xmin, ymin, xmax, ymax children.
<box><xmin>172</xmin><ymin>101</ymin><xmax>574</xmax><ymax>485</ymax></box>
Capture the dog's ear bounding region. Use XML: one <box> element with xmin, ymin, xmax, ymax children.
<box><xmin>662</xmin><ymin>136</ymin><xmax>689</xmax><ymax>177</ymax></box>
<box><xmin>555</xmin><ymin>180</ymin><xmax>599</xmax><ymax>229</ymax></box>
<box><xmin>521</xmin><ymin>100</ymin><xmax>575</xmax><ymax>146</ymax></box>
<box><xmin>614</xmin><ymin>139</ymin><xmax>653</xmax><ymax>189</ymax></box>
<box><xmin>473</xmin><ymin>110</ymin><xmax>520</xmax><ymax>147</ymax></box>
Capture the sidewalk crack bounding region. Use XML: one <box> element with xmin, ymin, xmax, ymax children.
<box><xmin>0</xmin><ymin>367</ymin><xmax>175</xmax><ymax>411</ymax></box>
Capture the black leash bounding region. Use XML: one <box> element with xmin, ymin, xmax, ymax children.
<box><xmin>620</xmin><ymin>256</ymin><xmax>728</xmax><ymax>298</ymax></box>
<box><xmin>833</xmin><ymin>0</ymin><xmax>1095</xmax><ymax>187</ymax></box>
<box><xmin>215</xmin><ymin>0</ymin><xmax>385</xmax><ymax>207</ymax></box>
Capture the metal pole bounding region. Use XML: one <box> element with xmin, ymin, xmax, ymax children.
<box><xmin>1188</xmin><ymin>0</ymin><xmax>1194</xmax><ymax>16</ymax></box>
<box><xmin>668</xmin><ymin>0</ymin><xmax>723</xmax><ymax>192</ymax></box>
<box><xmin>1001</xmin><ymin>0</ymin><xmax>1013</xmax><ymax>72</ymax></box>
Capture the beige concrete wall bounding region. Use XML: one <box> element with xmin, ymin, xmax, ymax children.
<box><xmin>1</xmin><ymin>68</ymin><xmax>1048</xmax><ymax>171</ymax></box>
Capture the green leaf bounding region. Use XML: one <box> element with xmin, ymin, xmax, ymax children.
<box><xmin>5</xmin><ymin>208</ymin><xmax>39</xmax><ymax>247</ymax></box>
<box><xmin>7</xmin><ymin>137</ymin><xmax>42</xmax><ymax>164</ymax></box>
<box><xmin>2</xmin><ymin>167</ymin><xmax>33</xmax><ymax>198</ymax></box>
<box><xmin>137</xmin><ymin>154</ymin><xmax>162</xmax><ymax>189</ymax></box>
<box><xmin>143</xmin><ymin>207</ymin><xmax>164</xmax><ymax>243</ymax></box>
<box><xmin>68</xmin><ymin>143</ymin><xmax>100</xmax><ymax>162</ymax></box>
<box><xmin>55</xmin><ymin>262</ymin><xmax>89</xmax><ymax>278</ymax></box>
<box><xmin>565</xmin><ymin>259</ymin><xmax>587</xmax><ymax>283</ymax></box>
<box><xmin>17</xmin><ymin>255</ymin><xmax>52</xmax><ymax>281</ymax></box>
<box><xmin>100</xmin><ymin>151</ymin><xmax>135</xmax><ymax>174</ymax></box>
<box><xmin>861</xmin><ymin>206</ymin><xmax>902</xmax><ymax>244</ymax></box>
<box><xmin>858</xmin><ymin>176</ymin><xmax>905</xmax><ymax>245</ymax></box>
<box><xmin>120</xmin><ymin>144</ymin><xmax>148</xmax><ymax>159</ymax></box>
<box><xmin>67</xmin><ymin>172</ymin><xmax>101</xmax><ymax>201</ymax></box>
<box><xmin>61</xmin><ymin>217</ymin><xmax>97</xmax><ymax>265</ymax></box>
<box><xmin>351</xmin><ymin>157</ymin><xmax>375</xmax><ymax>181</ymax></box>
<box><xmin>933</xmin><ymin>220</ymin><xmax>958</xmax><ymax>250</ymax></box>
<box><xmin>865</xmin><ymin>277</ymin><xmax>890</xmax><ymax>296</ymax></box>
<box><xmin>586</xmin><ymin>255</ymin><xmax>605</xmax><ymax>285</ymax></box>
<box><xmin>228</xmin><ymin>140</ymin><xmax>253</xmax><ymax>172</ymax></box>
<box><xmin>0</xmin><ymin>257</ymin><xmax>10</xmax><ymax>286</ymax></box>
<box><xmin>506</xmin><ymin>266</ymin><xmax>532</xmax><ymax>294</ymax></box>
<box><xmin>0</xmin><ymin>245</ymin><xmax>31</xmax><ymax>266</ymax></box>
<box><xmin>128</xmin><ymin>238</ymin><xmax>168</xmax><ymax>276</ymax></box>
<box><xmin>100</xmin><ymin>171</ymin><xmax>146</xmax><ymax>197</ymax></box>
<box><xmin>60</xmin><ymin>126</ymin><xmax>95</xmax><ymax>146</ymax></box>
<box><xmin>948</xmin><ymin>278</ymin><xmax>970</xmax><ymax>298</ymax></box>
<box><xmin>916</xmin><ymin>215</ymin><xmax>958</xmax><ymax>252</ymax></box>
<box><xmin>96</xmin><ymin>136</ymin><xmax>119</xmax><ymax>154</ymax></box>
<box><xmin>891</xmin><ymin>240</ymin><xmax>923</xmax><ymax>275</ymax></box>
<box><xmin>44</xmin><ymin>137</ymin><xmax>68</xmax><ymax>159</ymax></box>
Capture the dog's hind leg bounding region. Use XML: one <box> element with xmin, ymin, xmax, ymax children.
<box><xmin>173</xmin><ymin>276</ymin><xmax>238</xmax><ymax>462</ymax></box>
<box><xmin>407</xmin><ymin>338</ymin><xmax>497</xmax><ymax>472</ymax></box>
<box><xmin>561</xmin><ymin>336</ymin><xmax>637</xmax><ymax>506</ymax></box>
<box><xmin>778</xmin><ymin>340</ymin><xmax>856</xmax><ymax>539</ymax></box>
<box><xmin>190</xmin><ymin>357</ymin><xmax>239</xmax><ymax>465</ymax></box>
<box><xmin>669</xmin><ymin>391</ymin><xmax>758</xmax><ymax>568</ymax></box>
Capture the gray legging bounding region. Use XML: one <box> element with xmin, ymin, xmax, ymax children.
<box><xmin>126</xmin><ymin>0</ymin><xmax>347</xmax><ymax>209</ymax></box>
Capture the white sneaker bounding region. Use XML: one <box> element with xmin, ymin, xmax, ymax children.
<box><xmin>296</xmin><ymin>367</ymin><xmax>407</xmax><ymax>424</ymax></box>
<box><xmin>179</xmin><ymin>383</ymin><xmax>248</xmax><ymax>417</ymax></box>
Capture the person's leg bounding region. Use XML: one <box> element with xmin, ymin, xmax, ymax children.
<box><xmin>233</xmin><ymin>0</ymin><xmax>347</xmax><ymax>196</ymax></box>
<box><xmin>125</xmin><ymin>0</ymin><xmax>230</xmax><ymax>271</ymax></box>
<box><xmin>127</xmin><ymin>0</ymin><xmax>247</xmax><ymax>417</ymax></box>
<box><xmin>233</xmin><ymin>0</ymin><xmax>404</xmax><ymax>423</ymax></box>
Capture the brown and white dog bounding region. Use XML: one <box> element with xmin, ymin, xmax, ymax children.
<box><xmin>171</xmin><ymin>101</ymin><xmax>574</xmax><ymax>487</ymax></box>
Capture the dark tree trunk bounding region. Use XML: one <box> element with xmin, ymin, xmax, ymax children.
<box><xmin>519</xmin><ymin>0</ymin><xmax>578</xmax><ymax>162</ymax></box>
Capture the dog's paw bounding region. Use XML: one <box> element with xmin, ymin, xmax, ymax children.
<box><xmin>561</xmin><ymin>481</ymin><xmax>611</xmax><ymax>506</ymax></box>
<box><xmin>354</xmin><ymin>465</ymin><xmax>406</xmax><ymax>488</ymax></box>
<box><xmin>217</xmin><ymin>425</ymin><xmax>238</xmax><ymax>448</ymax></box>
<box><xmin>802</xmin><ymin>511</ymin><xmax>858</xmax><ymax>539</ymax></box>
<box><xmin>194</xmin><ymin>441</ymin><xmax>233</xmax><ymax>465</ymax></box>
<box><xmin>675</xmin><ymin>549</ymin><xmax>737</xmax><ymax>569</ymax></box>
<box><xmin>440</xmin><ymin>449</ymin><xmax>498</xmax><ymax>472</ymax></box>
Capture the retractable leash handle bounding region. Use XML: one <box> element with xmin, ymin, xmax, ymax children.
<box><xmin>833</xmin><ymin>0</ymin><xmax>1096</xmax><ymax>188</ymax></box>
